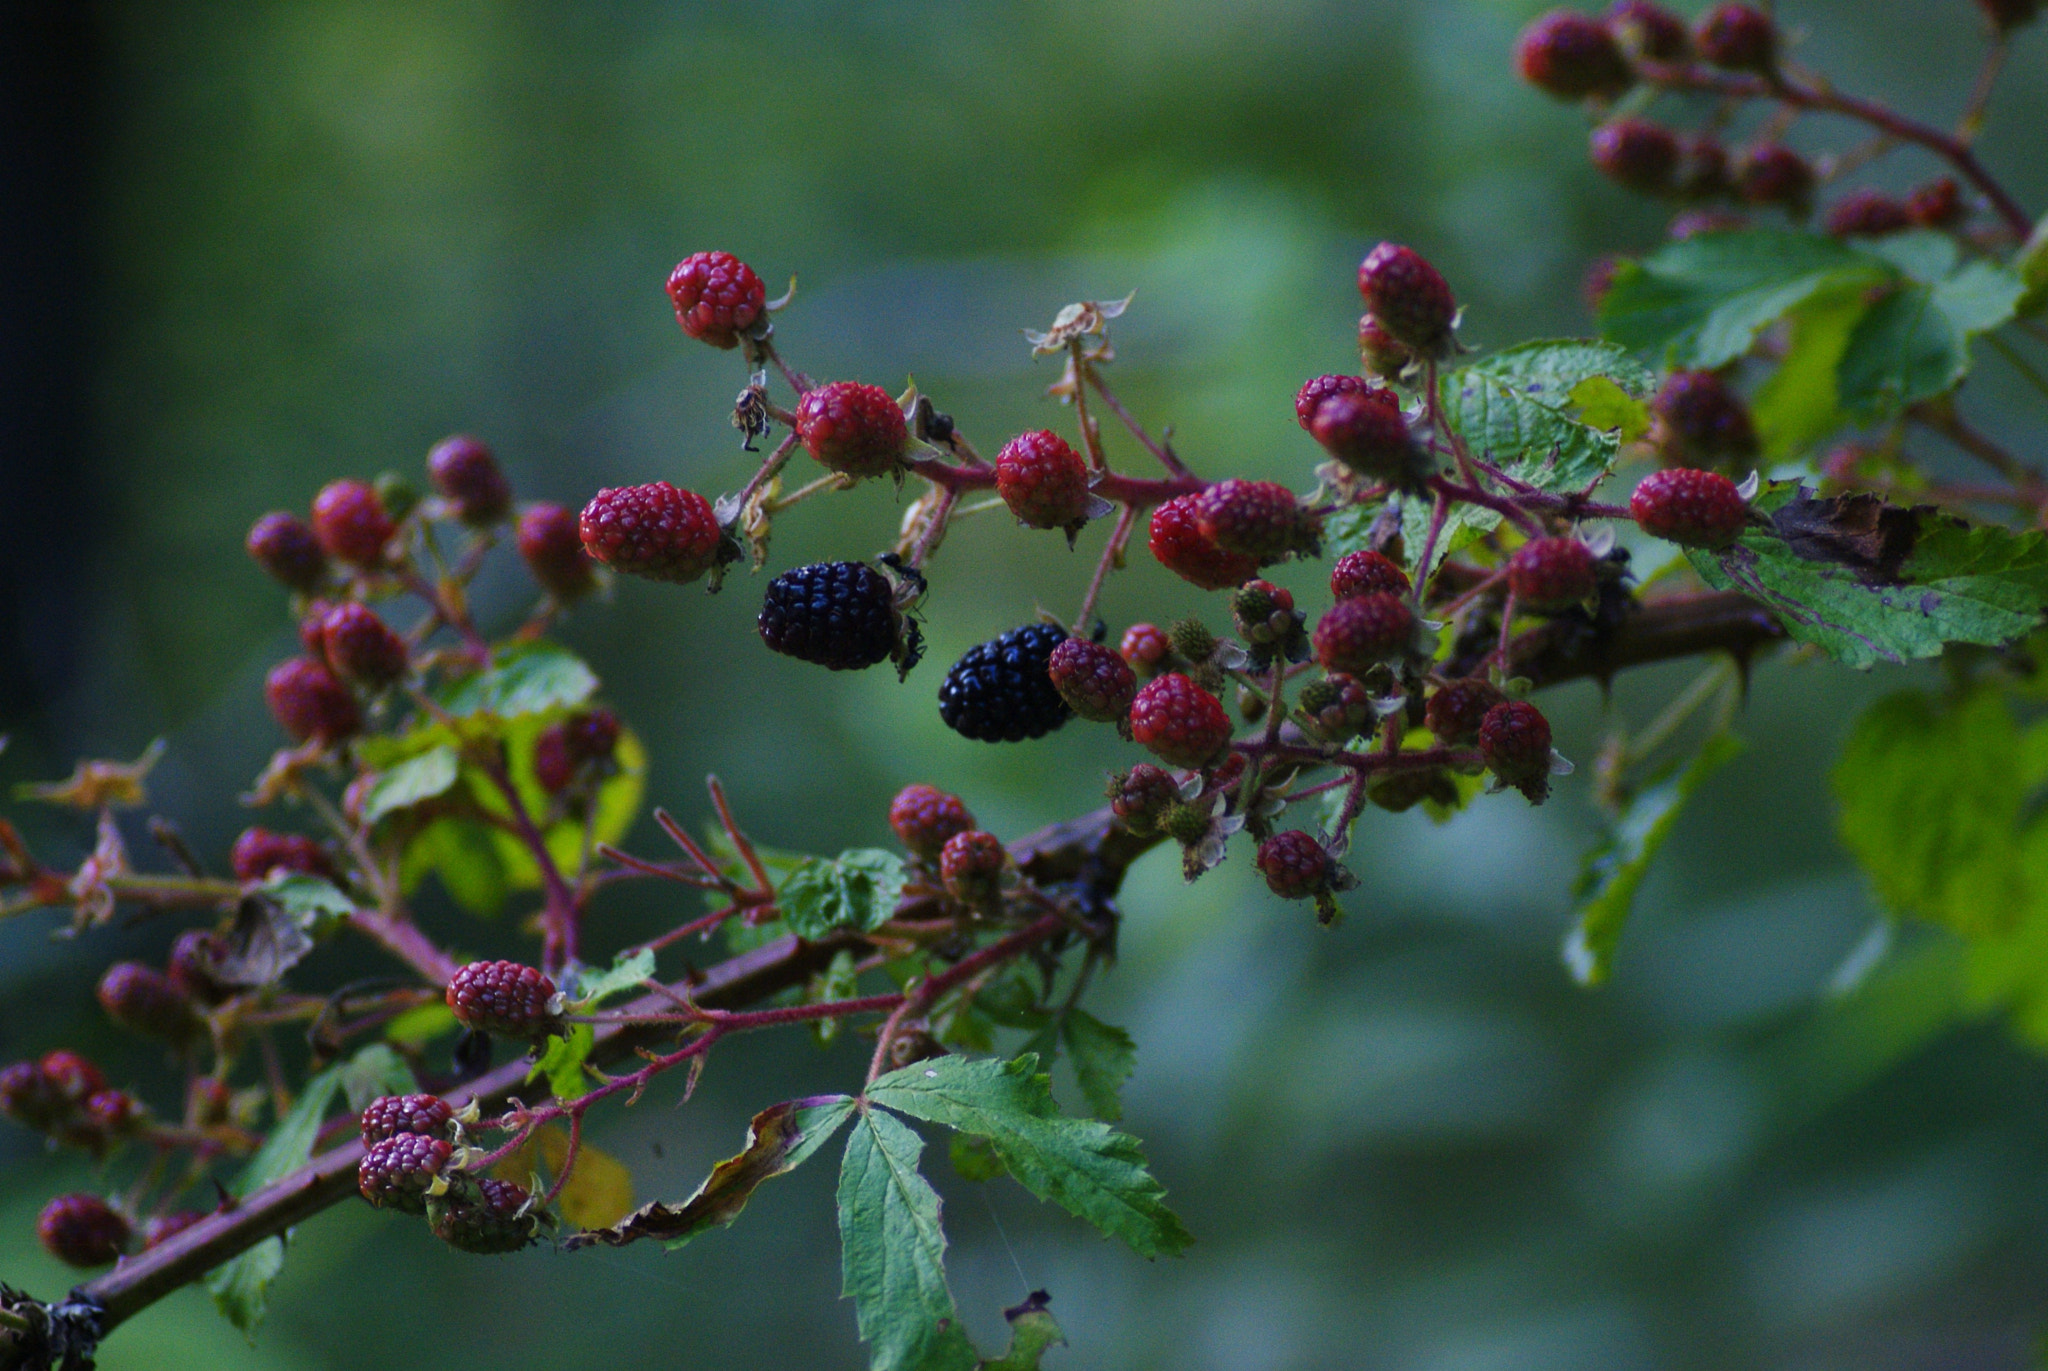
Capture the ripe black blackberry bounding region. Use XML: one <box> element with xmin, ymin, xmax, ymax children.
<box><xmin>938</xmin><ymin>623</ymin><xmax>1072</xmax><ymax>742</ymax></box>
<box><xmin>758</xmin><ymin>561</ymin><xmax>904</xmax><ymax>672</ymax></box>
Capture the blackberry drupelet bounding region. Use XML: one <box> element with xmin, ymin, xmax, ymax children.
<box><xmin>938</xmin><ymin>623</ymin><xmax>1072</xmax><ymax>742</ymax></box>
<box><xmin>758</xmin><ymin>561</ymin><xmax>899</xmax><ymax>670</ymax></box>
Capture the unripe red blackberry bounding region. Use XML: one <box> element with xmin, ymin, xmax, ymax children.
<box><xmin>316</xmin><ymin>602</ymin><xmax>408</xmax><ymax>687</ymax></box>
<box><xmin>1357</xmin><ymin>314</ymin><xmax>1413</xmax><ymax>381</ymax></box>
<box><xmin>939</xmin><ymin>830</ymin><xmax>1006</xmax><ymax>907</ymax></box>
<box><xmin>230</xmin><ymin>827</ymin><xmax>334</xmax><ymax>883</ymax></box>
<box><xmin>1108</xmin><ymin>764</ymin><xmax>1180</xmax><ymax>833</ymax></box>
<box><xmin>1976</xmin><ymin>0</ymin><xmax>2042</xmax><ymax>32</ymax></box>
<box><xmin>666</xmin><ymin>250</ymin><xmax>767</xmax><ymax>349</ymax></box>
<box><xmin>75</xmin><ymin>1090</ymin><xmax>140</xmax><ymax>1148</ymax></box>
<box><xmin>1311</xmin><ymin>390</ymin><xmax>1428</xmax><ymax>488</ymax></box>
<box><xmin>1508</xmin><ymin>537</ymin><xmax>1600</xmax><ymax>612</ymax></box>
<box><xmin>357</xmin><ymin>1132</ymin><xmax>453</xmax><ymax>1214</ymax></box>
<box><xmin>143</xmin><ymin>1210</ymin><xmax>207</xmax><ymax>1250</ymax></box>
<box><xmin>1591</xmin><ymin>119</ymin><xmax>1680</xmax><ymax>195</ymax></box>
<box><xmin>246</xmin><ymin>512</ymin><xmax>328</xmax><ymax>592</ymax></box>
<box><xmin>1694</xmin><ymin>3</ymin><xmax>1776</xmax><ymax>71</ymax></box>
<box><xmin>167</xmin><ymin>928</ymin><xmax>234</xmax><ymax>1004</ymax></box>
<box><xmin>37</xmin><ymin>1194</ymin><xmax>131</xmax><ymax>1267</ymax></box>
<box><xmin>1357</xmin><ymin>243</ymin><xmax>1458</xmax><ymax>361</ymax></box>
<box><xmin>1630</xmin><ymin>467</ymin><xmax>1750</xmax><ymax>547</ymax></box>
<box><xmin>1298</xmin><ymin>673</ymin><xmax>1373</xmax><ymax>742</ymax></box>
<box><xmin>426</xmin><ymin>435</ymin><xmax>512</xmax><ymax>525</ymax></box>
<box><xmin>39</xmin><ymin>1050</ymin><xmax>105</xmax><ymax>1104</ymax></box>
<box><xmin>532</xmin><ymin>709</ymin><xmax>621</xmax><ymax>795</ymax></box>
<box><xmin>1823</xmin><ymin>190</ymin><xmax>1911</xmax><ymax>239</ymax></box>
<box><xmin>1312</xmin><ymin>593</ymin><xmax>1415</xmax><ymax>674</ymax></box>
<box><xmin>1120</xmin><ymin>623</ymin><xmax>1172</xmax><ymax>676</ymax></box>
<box><xmin>758</xmin><ymin>561</ymin><xmax>903</xmax><ymax>671</ymax></box>
<box><xmin>432</xmin><ymin>1176</ymin><xmax>539</xmax><ymax>1254</ymax></box>
<box><xmin>446</xmin><ymin>960</ymin><xmax>564</xmax><ymax>1039</ymax></box>
<box><xmin>1651</xmin><ymin>370</ymin><xmax>1758</xmax><ymax>469</ymax></box>
<box><xmin>888</xmin><ymin>784</ymin><xmax>977</xmax><ymax>858</ymax></box>
<box><xmin>1736</xmin><ymin>143</ymin><xmax>1814</xmax><ymax>213</ymax></box>
<box><xmin>1048</xmin><ymin>638</ymin><xmax>1139</xmax><ymax>723</ymax></box>
<box><xmin>0</xmin><ymin>1061</ymin><xmax>64</xmax><ymax>1131</ymax></box>
<box><xmin>359</xmin><ymin>1093</ymin><xmax>455</xmax><ymax>1145</ymax></box>
<box><xmin>310</xmin><ymin>478</ymin><xmax>397</xmax><ymax>568</ymax></box>
<box><xmin>1330</xmin><ymin>549</ymin><xmax>1411</xmax><ymax>601</ymax></box>
<box><xmin>1479</xmin><ymin>700</ymin><xmax>1556</xmax><ymax>802</ymax></box>
<box><xmin>1607</xmin><ymin>0</ymin><xmax>1689</xmax><ymax>59</ymax></box>
<box><xmin>97</xmin><ymin>962</ymin><xmax>202</xmax><ymax>1044</ymax></box>
<box><xmin>517</xmin><ymin>503</ymin><xmax>598</xmax><ymax>601</ymax></box>
<box><xmin>264</xmin><ymin>656</ymin><xmax>363</xmax><ymax>744</ymax></box>
<box><xmin>1194</xmin><ymin>480</ymin><xmax>1320</xmax><ymax>561</ymax></box>
<box><xmin>578</xmin><ymin>482</ymin><xmax>725</xmax><ymax>585</ymax></box>
<box><xmin>1425</xmin><ymin>677</ymin><xmax>1507</xmax><ymax>745</ymax></box>
<box><xmin>1129</xmin><ymin>673</ymin><xmax>1233</xmax><ymax>769</ymax></box>
<box><xmin>1514</xmin><ymin>10</ymin><xmax>1633</xmax><ymax>100</ymax></box>
<box><xmin>795</xmin><ymin>381</ymin><xmax>908</xmax><ymax>478</ymax></box>
<box><xmin>1147</xmin><ymin>495</ymin><xmax>1259</xmax><ymax>591</ymax></box>
<box><xmin>1294</xmin><ymin>374</ymin><xmax>1394</xmax><ymax>432</ymax></box>
<box><xmin>995</xmin><ymin>430</ymin><xmax>1092</xmax><ymax>530</ymax></box>
<box><xmin>1256</xmin><ymin>830</ymin><xmax>1333</xmax><ymax>901</ymax></box>
<box><xmin>1675</xmin><ymin>136</ymin><xmax>1732</xmax><ymax>201</ymax></box>
<box><xmin>1905</xmin><ymin>177</ymin><xmax>1964</xmax><ymax>229</ymax></box>
<box><xmin>938</xmin><ymin>623</ymin><xmax>1073</xmax><ymax>743</ymax></box>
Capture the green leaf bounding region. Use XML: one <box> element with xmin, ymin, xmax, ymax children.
<box><xmin>1751</xmin><ymin>288</ymin><xmax>1870</xmax><ymax>461</ymax></box>
<box><xmin>205</xmin><ymin>1237</ymin><xmax>285</xmax><ymax>1340</ymax></box>
<box><xmin>262</xmin><ymin>873</ymin><xmax>355</xmax><ymax>933</ymax></box>
<box><xmin>948</xmin><ymin>1133</ymin><xmax>1007</xmax><ymax>1183</ymax></box>
<box><xmin>1599</xmin><ymin>228</ymin><xmax>1885</xmax><ymax>368</ymax></box>
<box><xmin>838</xmin><ymin>1105</ymin><xmax>980</xmax><ymax>1371</ymax></box>
<box><xmin>2016</xmin><ymin>211</ymin><xmax>2048</xmax><ymax>317</ymax></box>
<box><xmin>441</xmin><ymin>641</ymin><xmax>598</xmax><ymax>718</ymax></box>
<box><xmin>1684</xmin><ymin>483</ymin><xmax>2048</xmax><ymax>668</ymax></box>
<box><xmin>360</xmin><ymin>745</ymin><xmax>460</xmax><ymax>825</ymax></box>
<box><xmin>1061</xmin><ymin>1010</ymin><xmax>1136</xmax><ymax>1122</ymax></box>
<box><xmin>780</xmin><ymin>849</ymin><xmax>910</xmax><ymax>939</ymax></box>
<box><xmin>529</xmin><ymin>1023</ymin><xmax>596</xmax><ymax>1100</ymax></box>
<box><xmin>1564</xmin><ymin>731</ymin><xmax>1744</xmax><ymax>986</ymax></box>
<box><xmin>336</xmin><ymin>1043</ymin><xmax>418</xmax><ymax>1112</ymax></box>
<box><xmin>573</xmin><ymin>948</ymin><xmax>656</xmax><ymax>1008</ymax></box>
<box><xmin>977</xmin><ymin>1294</ymin><xmax>1065</xmax><ymax>1371</ymax></box>
<box><xmin>384</xmin><ymin>1001</ymin><xmax>459</xmax><ymax>1046</ymax></box>
<box><xmin>401</xmin><ymin>817</ymin><xmax>509</xmax><ymax>916</ymax></box>
<box><xmin>1836</xmin><ymin>260</ymin><xmax>2021</xmax><ymax>419</ymax></box>
<box><xmin>562</xmin><ymin>1096</ymin><xmax>854</xmax><ymax>1251</ymax></box>
<box><xmin>812</xmin><ymin>949</ymin><xmax>861</xmax><ymax>1047</ymax></box>
<box><xmin>869</xmin><ymin>1054</ymin><xmax>1193</xmax><ymax>1258</ymax></box>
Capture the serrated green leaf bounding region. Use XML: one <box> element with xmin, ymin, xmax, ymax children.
<box><xmin>360</xmin><ymin>745</ymin><xmax>460</xmax><ymax>825</ymax></box>
<box><xmin>839</xmin><ymin>1105</ymin><xmax>980</xmax><ymax>1371</ymax></box>
<box><xmin>441</xmin><ymin>641</ymin><xmax>598</xmax><ymax>718</ymax></box>
<box><xmin>1599</xmin><ymin>228</ymin><xmax>1885</xmax><ymax>368</ymax></box>
<box><xmin>574</xmin><ymin>947</ymin><xmax>656</xmax><ymax>1008</ymax></box>
<box><xmin>1564</xmin><ymin>731</ymin><xmax>1744</xmax><ymax>986</ymax></box>
<box><xmin>781</xmin><ymin>849</ymin><xmax>909</xmax><ymax>939</ymax></box>
<box><xmin>336</xmin><ymin>1043</ymin><xmax>418</xmax><ymax>1112</ymax></box>
<box><xmin>1061</xmin><ymin>1010</ymin><xmax>1136</xmax><ymax>1122</ymax></box>
<box><xmin>529</xmin><ymin>1023</ymin><xmax>596</xmax><ymax>1100</ymax></box>
<box><xmin>206</xmin><ymin>1237</ymin><xmax>285</xmax><ymax>1339</ymax></box>
<box><xmin>1684</xmin><ymin>483</ymin><xmax>2048</xmax><ymax>668</ymax></box>
<box><xmin>1752</xmin><ymin>288</ymin><xmax>1869</xmax><ymax>461</ymax></box>
<box><xmin>869</xmin><ymin>1054</ymin><xmax>1192</xmax><ymax>1258</ymax></box>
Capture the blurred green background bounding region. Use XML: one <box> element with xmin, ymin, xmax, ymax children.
<box><xmin>3</xmin><ymin>1</ymin><xmax>2047</xmax><ymax>1367</ymax></box>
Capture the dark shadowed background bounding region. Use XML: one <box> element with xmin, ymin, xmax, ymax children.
<box><xmin>3</xmin><ymin>2</ymin><xmax>2047</xmax><ymax>1367</ymax></box>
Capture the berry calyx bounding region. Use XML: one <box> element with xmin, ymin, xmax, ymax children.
<box><xmin>1694</xmin><ymin>3</ymin><xmax>1776</xmax><ymax>72</ymax></box>
<box><xmin>1357</xmin><ymin>242</ymin><xmax>1458</xmax><ymax>361</ymax></box>
<box><xmin>939</xmin><ymin>830</ymin><xmax>1006</xmax><ymax>907</ymax></box>
<box><xmin>532</xmin><ymin>709</ymin><xmax>622</xmax><ymax>795</ymax></box>
<box><xmin>1630</xmin><ymin>467</ymin><xmax>1750</xmax><ymax>548</ymax></box>
<box><xmin>1048</xmin><ymin>638</ymin><xmax>1140</xmax><ymax>723</ymax></box>
<box><xmin>37</xmin><ymin>1194</ymin><xmax>131</xmax><ymax>1268</ymax></box>
<box><xmin>316</xmin><ymin>602</ymin><xmax>409</xmax><ymax>687</ymax></box>
<box><xmin>518</xmin><ymin>503</ymin><xmax>598</xmax><ymax>601</ymax></box>
<box><xmin>309</xmin><ymin>479</ymin><xmax>397</xmax><ymax>568</ymax></box>
<box><xmin>1294</xmin><ymin>374</ymin><xmax>1393</xmax><ymax>432</ymax></box>
<box><xmin>1310</xmin><ymin>389</ymin><xmax>1427</xmax><ymax>488</ymax></box>
<box><xmin>1591</xmin><ymin>118</ymin><xmax>1680</xmax><ymax>195</ymax></box>
<box><xmin>358</xmin><ymin>1132</ymin><xmax>453</xmax><ymax>1214</ymax></box>
<box><xmin>246</xmin><ymin>512</ymin><xmax>328</xmax><ymax>592</ymax></box>
<box><xmin>1119</xmin><ymin>623</ymin><xmax>1172</xmax><ymax>676</ymax></box>
<box><xmin>1312</xmin><ymin>593</ymin><xmax>1416</xmax><ymax>674</ymax></box>
<box><xmin>1330</xmin><ymin>549</ymin><xmax>1411</xmax><ymax>601</ymax></box>
<box><xmin>578</xmin><ymin>482</ymin><xmax>726</xmax><ymax>585</ymax></box>
<box><xmin>758</xmin><ymin>561</ymin><xmax>904</xmax><ymax>671</ymax></box>
<box><xmin>1297</xmin><ymin>673</ymin><xmax>1373</xmax><ymax>743</ymax></box>
<box><xmin>888</xmin><ymin>784</ymin><xmax>977</xmax><ymax>859</ymax></box>
<box><xmin>795</xmin><ymin>381</ymin><xmax>908</xmax><ymax>479</ymax></box>
<box><xmin>230</xmin><ymin>827</ymin><xmax>335</xmax><ymax>883</ymax></box>
<box><xmin>1108</xmin><ymin>764</ymin><xmax>1180</xmax><ymax>834</ymax></box>
<box><xmin>1194</xmin><ymin>479</ymin><xmax>1320</xmax><ymax>560</ymax></box>
<box><xmin>445</xmin><ymin>960</ymin><xmax>564</xmax><ymax>1039</ymax></box>
<box><xmin>1735</xmin><ymin>143</ymin><xmax>1814</xmax><ymax>213</ymax></box>
<box><xmin>1479</xmin><ymin>699</ymin><xmax>1557</xmax><ymax>803</ymax></box>
<box><xmin>1129</xmin><ymin>673</ymin><xmax>1233</xmax><ymax>769</ymax></box>
<box><xmin>1514</xmin><ymin>10</ymin><xmax>1633</xmax><ymax>100</ymax></box>
<box><xmin>426</xmin><ymin>435</ymin><xmax>512</xmax><ymax>525</ymax></box>
<box><xmin>1508</xmin><ymin>536</ymin><xmax>1600</xmax><ymax>612</ymax></box>
<box><xmin>1256</xmin><ymin>830</ymin><xmax>1333</xmax><ymax>901</ymax></box>
<box><xmin>1</xmin><ymin>1061</ymin><xmax>66</xmax><ymax>1132</ymax></box>
<box><xmin>1425</xmin><ymin>677</ymin><xmax>1507</xmax><ymax>745</ymax></box>
<box><xmin>264</xmin><ymin>656</ymin><xmax>363</xmax><ymax>744</ymax></box>
<box><xmin>1823</xmin><ymin>189</ymin><xmax>1912</xmax><ymax>239</ymax></box>
<box><xmin>1146</xmin><ymin>495</ymin><xmax>1259</xmax><ymax>591</ymax></box>
<box><xmin>97</xmin><ymin>963</ymin><xmax>202</xmax><ymax>1044</ymax></box>
<box><xmin>1357</xmin><ymin>314</ymin><xmax>1413</xmax><ymax>381</ymax></box>
<box><xmin>431</xmin><ymin>1176</ymin><xmax>539</xmax><ymax>1254</ymax></box>
<box><xmin>666</xmin><ymin>251</ymin><xmax>767</xmax><ymax>349</ymax></box>
<box><xmin>1230</xmin><ymin>580</ymin><xmax>1304</xmax><ymax>657</ymax></box>
<box><xmin>359</xmin><ymin>1093</ymin><xmax>456</xmax><ymax>1145</ymax></box>
<box><xmin>995</xmin><ymin>430</ymin><xmax>1092</xmax><ymax>531</ymax></box>
<box><xmin>937</xmin><ymin>623</ymin><xmax>1073</xmax><ymax>743</ymax></box>
<box><xmin>1606</xmin><ymin>1</ymin><xmax>1689</xmax><ymax>59</ymax></box>
<box><xmin>1650</xmin><ymin>370</ymin><xmax>1759</xmax><ymax>469</ymax></box>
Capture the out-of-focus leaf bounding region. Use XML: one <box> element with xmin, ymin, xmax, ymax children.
<box><xmin>441</xmin><ymin>641</ymin><xmax>598</xmax><ymax>718</ymax></box>
<box><xmin>977</xmin><ymin>1293</ymin><xmax>1065</xmax><ymax>1371</ymax></box>
<box><xmin>529</xmin><ymin>1023</ymin><xmax>596</xmax><ymax>1100</ymax></box>
<box><xmin>811</xmin><ymin>949</ymin><xmax>860</xmax><ymax>1047</ymax></box>
<box><xmin>949</xmin><ymin>1132</ymin><xmax>1007</xmax><ymax>1182</ymax></box>
<box><xmin>210</xmin><ymin>877</ymin><xmax>342</xmax><ymax>986</ymax></box>
<box><xmin>1837</xmin><ymin>262</ymin><xmax>2023</xmax><ymax>419</ymax></box>
<box><xmin>1062</xmin><ymin>1009</ymin><xmax>1136</xmax><ymax>1122</ymax></box>
<box><xmin>206</xmin><ymin>1237</ymin><xmax>284</xmax><ymax>1340</ymax></box>
<box><xmin>360</xmin><ymin>745</ymin><xmax>460</xmax><ymax>825</ymax></box>
<box><xmin>401</xmin><ymin>817</ymin><xmax>510</xmax><ymax>916</ymax></box>
<box><xmin>337</xmin><ymin>1043</ymin><xmax>417</xmax><ymax>1112</ymax></box>
<box><xmin>1564</xmin><ymin>731</ymin><xmax>1744</xmax><ymax>986</ymax></box>
<box><xmin>1752</xmin><ymin>289</ymin><xmax>1869</xmax><ymax>461</ymax></box>
<box><xmin>385</xmin><ymin>1001</ymin><xmax>460</xmax><ymax>1045</ymax></box>
<box><xmin>573</xmin><ymin>947</ymin><xmax>656</xmax><ymax>1008</ymax></box>
<box><xmin>780</xmin><ymin>849</ymin><xmax>909</xmax><ymax>939</ymax></box>
<box><xmin>838</xmin><ymin>1104</ymin><xmax>979</xmax><ymax>1371</ymax></box>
